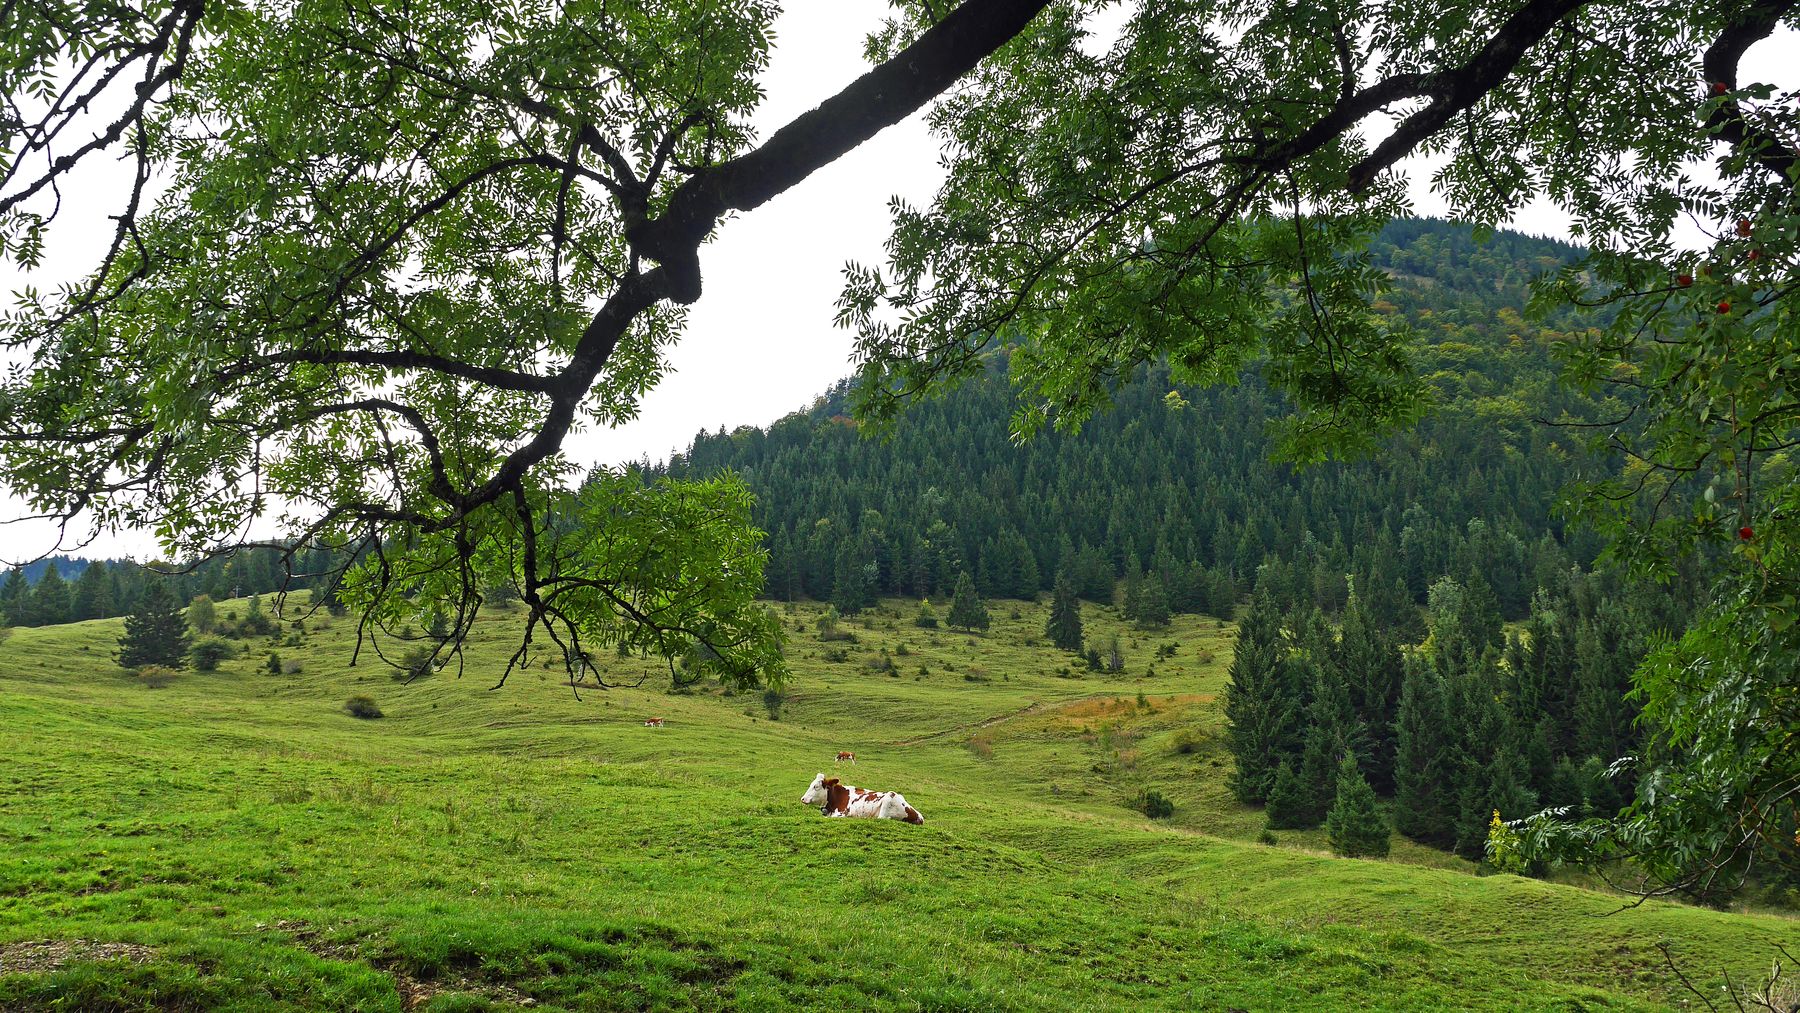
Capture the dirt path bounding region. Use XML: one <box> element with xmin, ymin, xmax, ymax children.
<box><xmin>882</xmin><ymin>698</ymin><xmax>1059</xmax><ymax>746</ymax></box>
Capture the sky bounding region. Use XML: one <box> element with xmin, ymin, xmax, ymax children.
<box><xmin>1</xmin><ymin>3</ymin><xmax>1792</xmax><ymax>562</ymax></box>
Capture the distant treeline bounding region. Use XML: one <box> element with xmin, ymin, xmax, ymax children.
<box><xmin>0</xmin><ymin>546</ymin><xmax>342</xmax><ymax>628</ymax></box>
<box><xmin>657</xmin><ymin>219</ymin><xmax>1614</xmax><ymax>622</ymax></box>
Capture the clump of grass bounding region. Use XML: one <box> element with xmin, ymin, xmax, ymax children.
<box><xmin>969</xmin><ymin>736</ymin><xmax>994</xmax><ymax>760</ymax></box>
<box><xmin>344</xmin><ymin>695</ymin><xmax>383</xmax><ymax>719</ymax></box>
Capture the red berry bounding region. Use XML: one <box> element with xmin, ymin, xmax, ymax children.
<box><xmin>1718</xmin><ymin>301</ymin><xmax>1732</xmax><ymax>314</ymax></box>
<box><xmin>1737</xmin><ymin>218</ymin><xmax>1752</xmax><ymax>237</ymax></box>
<box><xmin>1748</xmin><ymin>249</ymin><xmax>1760</xmax><ymax>261</ymax></box>
<box><xmin>1713</xmin><ymin>82</ymin><xmax>1729</xmax><ymax>95</ymax></box>
<box><xmin>1676</xmin><ymin>273</ymin><xmax>1694</xmax><ymax>287</ymax></box>
<box><xmin>1739</xmin><ymin>526</ymin><xmax>1754</xmax><ymax>541</ymax></box>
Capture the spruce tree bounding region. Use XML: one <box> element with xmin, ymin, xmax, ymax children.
<box><xmin>1128</xmin><ymin>572</ymin><xmax>1172</xmax><ymax>627</ymax></box>
<box><xmin>72</xmin><ymin>560</ymin><xmax>113</xmax><ymax>620</ymax></box>
<box><xmin>830</xmin><ymin>543</ymin><xmax>872</xmax><ymax>616</ymax></box>
<box><xmin>1335</xmin><ymin>590</ymin><xmax>1403</xmax><ymax>793</ymax></box>
<box><xmin>1</xmin><ymin>568</ymin><xmax>29</xmax><ymax>626</ymax></box>
<box><xmin>117</xmin><ymin>581</ymin><xmax>191</xmax><ymax>669</ymax></box>
<box><xmin>1393</xmin><ymin>658</ymin><xmax>1456</xmax><ymax>844</ymax></box>
<box><xmin>1263</xmin><ymin>761</ymin><xmax>1314</xmax><ymax>830</ymax></box>
<box><xmin>1045</xmin><ymin>570</ymin><xmax>1084</xmax><ymax>652</ymax></box>
<box><xmin>29</xmin><ymin>562</ymin><xmax>71</xmax><ymax>626</ymax></box>
<box><xmin>1296</xmin><ymin>660</ymin><xmax>1366</xmax><ymax>827</ymax></box>
<box><xmin>946</xmin><ymin>572</ymin><xmax>989</xmax><ymax>632</ymax></box>
<box><xmin>1224</xmin><ymin>588</ymin><xmax>1304</xmax><ymax>803</ymax></box>
<box><xmin>1327</xmin><ymin>753</ymin><xmax>1391</xmax><ymax>858</ymax></box>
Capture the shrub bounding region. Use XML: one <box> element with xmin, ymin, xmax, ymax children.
<box><xmin>1135</xmin><ymin>788</ymin><xmax>1175</xmax><ymax>819</ymax></box>
<box><xmin>865</xmin><ymin>654</ymin><xmax>896</xmax><ymax>674</ymax></box>
<box><xmin>895</xmin><ymin>642</ymin><xmax>911</xmax><ymax>656</ymax></box>
<box><xmin>1258</xmin><ymin>829</ymin><xmax>1278</xmax><ymax>846</ymax></box>
<box><xmin>266</xmin><ymin>652</ymin><xmax>282</xmax><ymax>676</ymax></box>
<box><xmin>136</xmin><ymin>665</ymin><xmax>179</xmax><ymax>689</ymax></box>
<box><xmin>392</xmin><ymin>647</ymin><xmax>435</xmax><ymax>681</ymax></box>
<box><xmin>344</xmin><ymin>695</ymin><xmax>383</xmax><ymax>719</ymax></box>
<box><xmin>1172</xmin><ymin>731</ymin><xmax>1202</xmax><ymax>755</ymax></box>
<box><xmin>821</xmin><ymin>646</ymin><xmax>850</xmax><ymax>663</ymax></box>
<box><xmin>913</xmin><ymin>600</ymin><xmax>939</xmax><ymax>628</ymax></box>
<box><xmin>969</xmin><ymin>737</ymin><xmax>994</xmax><ymax>760</ymax></box>
<box><xmin>282</xmin><ymin>659</ymin><xmax>303</xmax><ymax>675</ymax></box>
<box><xmin>188</xmin><ymin>636</ymin><xmax>236</xmax><ymax>671</ymax></box>
<box><xmin>762</xmin><ymin>687</ymin><xmax>785</xmax><ymax>720</ymax></box>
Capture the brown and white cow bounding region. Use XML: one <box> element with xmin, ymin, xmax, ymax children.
<box><xmin>800</xmin><ymin>773</ymin><xmax>924</xmax><ymax>825</ymax></box>
<box><xmin>835</xmin><ymin>751</ymin><xmax>855</xmax><ymax>764</ymax></box>
<box><xmin>642</xmin><ymin>717</ymin><xmax>665</xmax><ymax>727</ymax></box>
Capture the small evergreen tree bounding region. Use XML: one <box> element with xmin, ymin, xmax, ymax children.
<box><xmin>913</xmin><ymin>599</ymin><xmax>939</xmax><ymax>628</ymax></box>
<box><xmin>29</xmin><ymin>562</ymin><xmax>71</xmax><ymax>626</ymax></box>
<box><xmin>946</xmin><ymin>572</ymin><xmax>989</xmax><ymax>632</ymax></box>
<box><xmin>1264</xmin><ymin>761</ymin><xmax>1315</xmax><ymax>830</ymax></box>
<box><xmin>72</xmin><ymin>560</ymin><xmax>113</xmax><ymax>621</ymax></box>
<box><xmin>118</xmin><ymin>582</ymin><xmax>191</xmax><ymax>669</ymax></box>
<box><xmin>1224</xmin><ymin>588</ymin><xmax>1305</xmax><ymax>803</ymax></box>
<box><xmin>187</xmin><ymin>594</ymin><xmax>217</xmax><ymax>634</ymax></box>
<box><xmin>1394</xmin><ymin>658</ymin><xmax>1455</xmax><ymax>844</ymax></box>
<box><xmin>1327</xmin><ymin>754</ymin><xmax>1391</xmax><ymax>858</ymax></box>
<box><xmin>1046</xmin><ymin>570</ymin><xmax>1084</xmax><ymax>651</ymax></box>
<box><xmin>1</xmin><ymin>567</ymin><xmax>30</xmax><ymax>626</ymax></box>
<box><xmin>1127</xmin><ymin>571</ymin><xmax>1172</xmax><ymax>627</ymax></box>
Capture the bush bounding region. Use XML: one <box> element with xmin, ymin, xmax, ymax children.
<box><xmin>762</xmin><ymin>687</ymin><xmax>785</xmax><ymax>720</ymax></box>
<box><xmin>392</xmin><ymin>647</ymin><xmax>435</xmax><ymax>681</ymax></box>
<box><xmin>1135</xmin><ymin>788</ymin><xmax>1175</xmax><ymax>819</ymax></box>
<box><xmin>189</xmin><ymin>636</ymin><xmax>237</xmax><ymax>672</ymax></box>
<box><xmin>913</xmin><ymin>600</ymin><xmax>939</xmax><ymax>628</ymax></box>
<box><xmin>344</xmin><ymin>695</ymin><xmax>383</xmax><ymax>719</ymax></box>
<box><xmin>1258</xmin><ymin>829</ymin><xmax>1278</xmax><ymax>846</ymax></box>
<box><xmin>266</xmin><ymin>652</ymin><xmax>282</xmax><ymax>676</ymax></box>
<box><xmin>136</xmin><ymin>665</ymin><xmax>179</xmax><ymax>689</ymax></box>
<box><xmin>282</xmin><ymin>658</ymin><xmax>303</xmax><ymax>675</ymax></box>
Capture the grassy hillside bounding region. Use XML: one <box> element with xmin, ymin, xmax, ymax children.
<box><xmin>1</xmin><ymin>600</ymin><xmax>1792</xmax><ymax>1011</ymax></box>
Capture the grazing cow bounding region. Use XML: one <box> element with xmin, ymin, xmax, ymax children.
<box><xmin>643</xmin><ymin>717</ymin><xmax>665</xmax><ymax>727</ymax></box>
<box><xmin>800</xmin><ymin>773</ymin><xmax>924</xmax><ymax>825</ymax></box>
<box><xmin>835</xmin><ymin>751</ymin><xmax>856</xmax><ymax>764</ymax></box>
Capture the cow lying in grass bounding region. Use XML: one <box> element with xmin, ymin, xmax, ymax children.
<box><xmin>800</xmin><ymin>773</ymin><xmax>925</xmax><ymax>825</ymax></box>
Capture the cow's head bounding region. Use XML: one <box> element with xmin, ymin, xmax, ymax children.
<box><xmin>800</xmin><ymin>773</ymin><xmax>832</xmax><ymax>806</ymax></box>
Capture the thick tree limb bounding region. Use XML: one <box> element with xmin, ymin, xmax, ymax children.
<box><xmin>628</xmin><ymin>0</ymin><xmax>1056</xmax><ymax>301</ymax></box>
<box><xmin>1702</xmin><ymin>0</ymin><xmax>1799</xmax><ymax>183</ymax></box>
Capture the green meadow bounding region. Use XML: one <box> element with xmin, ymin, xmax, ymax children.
<box><xmin>1</xmin><ymin>597</ymin><xmax>1793</xmax><ymax>1011</ymax></box>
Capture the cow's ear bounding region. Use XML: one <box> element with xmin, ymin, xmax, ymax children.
<box><xmin>824</xmin><ymin>777</ymin><xmax>839</xmax><ymax>787</ymax></box>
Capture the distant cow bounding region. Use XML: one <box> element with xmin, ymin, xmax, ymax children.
<box><xmin>643</xmin><ymin>717</ymin><xmax>665</xmax><ymax>727</ymax></box>
<box><xmin>800</xmin><ymin>773</ymin><xmax>924</xmax><ymax>825</ymax></box>
<box><xmin>835</xmin><ymin>751</ymin><xmax>856</xmax><ymax>764</ymax></box>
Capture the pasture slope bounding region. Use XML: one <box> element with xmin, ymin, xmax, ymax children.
<box><xmin>0</xmin><ymin>597</ymin><xmax>1793</xmax><ymax>1011</ymax></box>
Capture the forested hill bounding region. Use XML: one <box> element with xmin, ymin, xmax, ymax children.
<box><xmin>656</xmin><ymin>219</ymin><xmax>1650</xmax><ymax>620</ymax></box>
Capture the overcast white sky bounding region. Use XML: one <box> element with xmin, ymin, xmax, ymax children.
<box><xmin>1</xmin><ymin>3</ymin><xmax>1792</xmax><ymax>562</ymax></box>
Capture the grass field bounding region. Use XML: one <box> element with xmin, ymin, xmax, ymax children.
<box><xmin>1</xmin><ymin>595</ymin><xmax>1794</xmax><ymax>1011</ymax></box>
